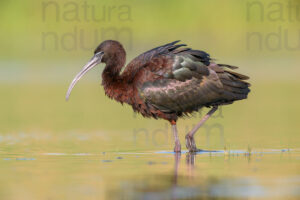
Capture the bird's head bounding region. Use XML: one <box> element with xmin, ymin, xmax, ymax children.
<box><xmin>65</xmin><ymin>40</ymin><xmax>125</xmax><ymax>101</ymax></box>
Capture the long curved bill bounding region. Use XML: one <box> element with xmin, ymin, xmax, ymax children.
<box><xmin>66</xmin><ymin>52</ymin><xmax>104</xmax><ymax>101</ymax></box>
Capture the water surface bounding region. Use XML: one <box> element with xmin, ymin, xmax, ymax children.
<box><xmin>0</xmin><ymin>148</ymin><xmax>299</xmax><ymax>200</ymax></box>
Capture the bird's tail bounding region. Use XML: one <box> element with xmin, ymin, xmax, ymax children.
<box><xmin>218</xmin><ymin>64</ymin><xmax>251</xmax><ymax>101</ymax></box>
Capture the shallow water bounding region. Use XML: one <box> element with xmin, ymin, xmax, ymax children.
<box><xmin>0</xmin><ymin>148</ymin><xmax>299</xmax><ymax>200</ymax></box>
<box><xmin>0</xmin><ymin>82</ymin><xmax>299</xmax><ymax>199</ymax></box>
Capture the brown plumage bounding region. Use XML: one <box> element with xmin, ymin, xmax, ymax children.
<box><xmin>66</xmin><ymin>40</ymin><xmax>250</xmax><ymax>152</ymax></box>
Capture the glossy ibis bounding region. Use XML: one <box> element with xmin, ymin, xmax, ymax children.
<box><xmin>66</xmin><ymin>40</ymin><xmax>250</xmax><ymax>152</ymax></box>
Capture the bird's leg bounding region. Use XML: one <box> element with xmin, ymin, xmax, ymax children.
<box><xmin>171</xmin><ymin>121</ymin><xmax>181</xmax><ymax>152</ymax></box>
<box><xmin>185</xmin><ymin>106</ymin><xmax>218</xmax><ymax>152</ymax></box>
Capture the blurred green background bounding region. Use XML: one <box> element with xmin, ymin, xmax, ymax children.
<box><xmin>0</xmin><ymin>1</ymin><xmax>300</xmax><ymax>200</ymax></box>
<box><xmin>0</xmin><ymin>0</ymin><xmax>299</xmax><ymax>152</ymax></box>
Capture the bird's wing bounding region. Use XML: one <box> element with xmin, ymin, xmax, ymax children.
<box><xmin>138</xmin><ymin>52</ymin><xmax>250</xmax><ymax>113</ymax></box>
<box><xmin>123</xmin><ymin>40</ymin><xmax>210</xmax><ymax>82</ymax></box>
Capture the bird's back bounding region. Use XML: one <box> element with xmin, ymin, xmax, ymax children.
<box><xmin>122</xmin><ymin>41</ymin><xmax>250</xmax><ymax>118</ymax></box>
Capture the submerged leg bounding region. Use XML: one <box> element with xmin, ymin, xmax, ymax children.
<box><xmin>185</xmin><ymin>106</ymin><xmax>218</xmax><ymax>152</ymax></box>
<box><xmin>171</xmin><ymin>121</ymin><xmax>181</xmax><ymax>152</ymax></box>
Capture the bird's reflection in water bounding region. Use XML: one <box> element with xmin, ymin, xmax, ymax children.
<box><xmin>108</xmin><ymin>151</ymin><xmax>267</xmax><ymax>200</ymax></box>
<box><xmin>174</xmin><ymin>152</ymin><xmax>196</xmax><ymax>185</ymax></box>
<box><xmin>170</xmin><ymin>152</ymin><xmax>198</xmax><ymax>200</ymax></box>
<box><xmin>173</xmin><ymin>152</ymin><xmax>181</xmax><ymax>186</ymax></box>
<box><xmin>108</xmin><ymin>152</ymin><xmax>236</xmax><ymax>200</ymax></box>
<box><xmin>185</xmin><ymin>152</ymin><xmax>196</xmax><ymax>178</ymax></box>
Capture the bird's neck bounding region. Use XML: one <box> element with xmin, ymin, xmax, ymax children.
<box><xmin>101</xmin><ymin>63</ymin><xmax>133</xmax><ymax>104</ymax></box>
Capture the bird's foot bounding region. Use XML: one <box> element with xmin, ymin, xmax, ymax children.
<box><xmin>185</xmin><ymin>135</ymin><xmax>202</xmax><ymax>152</ymax></box>
<box><xmin>174</xmin><ymin>142</ymin><xmax>181</xmax><ymax>153</ymax></box>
